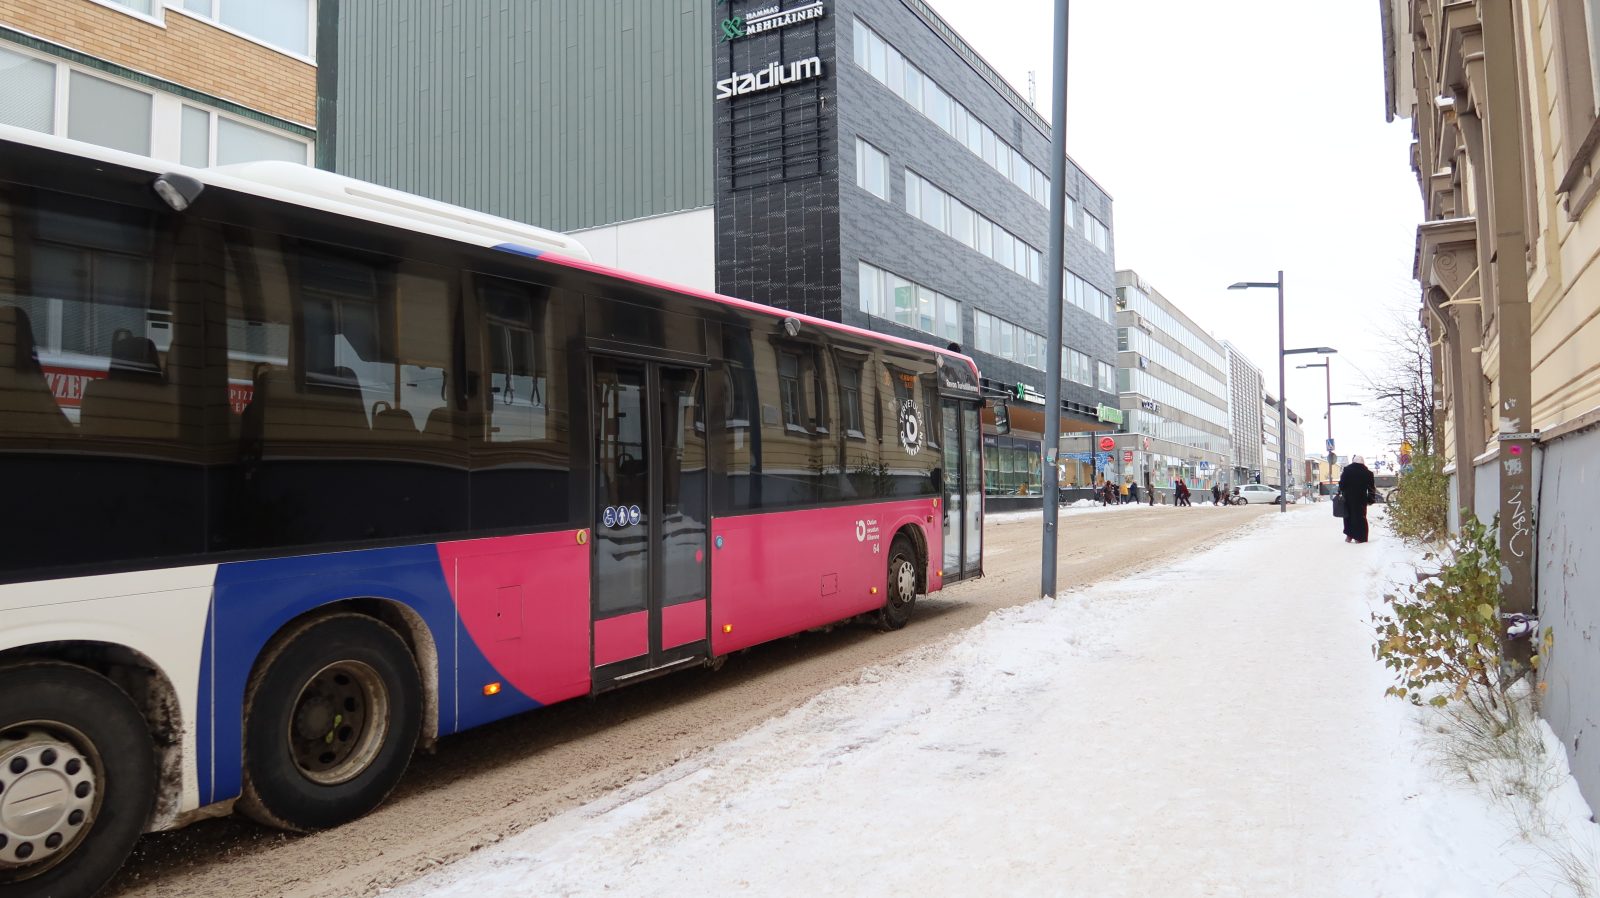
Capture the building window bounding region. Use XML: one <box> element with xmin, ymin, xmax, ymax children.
<box><xmin>839</xmin><ymin>362</ymin><xmax>864</xmax><ymax>437</ymax></box>
<box><xmin>183</xmin><ymin>0</ymin><xmax>315</xmax><ymax>58</ymax></box>
<box><xmin>858</xmin><ymin>262</ymin><xmax>961</xmax><ymax>342</ymax></box>
<box><xmin>0</xmin><ymin>46</ymin><xmax>54</xmax><ymax>134</ymax></box>
<box><xmin>1084</xmin><ymin>213</ymin><xmax>1110</xmax><ymax>252</ymax></box>
<box><xmin>778</xmin><ymin>351</ymin><xmax>804</xmax><ymax>429</ymax></box>
<box><xmin>1062</xmin><ymin>349</ymin><xmax>1093</xmax><ymax>385</ymax></box>
<box><xmin>217</xmin><ymin>115</ymin><xmax>308</xmax><ymax>165</ymax></box>
<box><xmin>1098</xmin><ymin>361</ymin><xmax>1116</xmax><ymax>392</ymax></box>
<box><xmin>103</xmin><ymin>0</ymin><xmax>155</xmax><ymax>14</ymax></box>
<box><xmin>855</xmin><ymin>138</ymin><xmax>890</xmax><ymax>201</ymax></box>
<box><xmin>68</xmin><ymin>71</ymin><xmax>152</xmax><ymax>156</ymax></box>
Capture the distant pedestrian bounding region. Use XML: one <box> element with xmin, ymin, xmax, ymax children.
<box><xmin>1129</xmin><ymin>482</ymin><xmax>1140</xmax><ymax>504</ymax></box>
<box><xmin>1211</xmin><ymin>483</ymin><xmax>1222</xmax><ymax>506</ymax></box>
<box><xmin>1119</xmin><ymin>481</ymin><xmax>1130</xmax><ymax>504</ymax></box>
<box><xmin>1175</xmin><ymin>478</ymin><xmax>1191</xmax><ymax>507</ymax></box>
<box><xmin>1338</xmin><ymin>455</ymin><xmax>1378</xmax><ymax>543</ymax></box>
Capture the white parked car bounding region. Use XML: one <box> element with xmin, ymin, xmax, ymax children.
<box><xmin>1235</xmin><ymin>484</ymin><xmax>1284</xmax><ymax>505</ymax></box>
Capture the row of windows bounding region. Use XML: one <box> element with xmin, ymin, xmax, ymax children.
<box><xmin>1119</xmin><ymin>328</ymin><xmax>1229</xmax><ymax>403</ymax></box>
<box><xmin>857</xmin><ymin>261</ymin><xmax>962</xmax><ymax>342</ymax></box>
<box><xmin>0</xmin><ymin>44</ymin><xmax>309</xmax><ymax>166</ymax></box>
<box><xmin>1122</xmin><ymin>410</ymin><xmax>1232</xmax><ymax>456</ymax></box>
<box><xmin>972</xmin><ymin>309</ymin><xmax>1045</xmax><ymax>370</ymax></box>
<box><xmin>1116</xmin><ymin>285</ymin><xmax>1228</xmax><ymax>373</ymax></box>
<box><xmin>103</xmin><ymin>0</ymin><xmax>316</xmax><ymax>59</ymax></box>
<box><xmin>905</xmin><ymin>169</ymin><xmax>1042</xmax><ymax>285</ymax></box>
<box><xmin>0</xmin><ymin>162</ymin><xmax>962</xmax><ymax>578</ymax></box>
<box><xmin>1116</xmin><ymin>368</ymin><xmax>1231</xmax><ymax>429</ymax></box>
<box><xmin>852</xmin><ymin>18</ymin><xmax>1051</xmax><ymax>208</ymax></box>
<box><xmin>1065</xmin><ymin>271</ymin><xmax>1116</xmax><ymax>325</ymax></box>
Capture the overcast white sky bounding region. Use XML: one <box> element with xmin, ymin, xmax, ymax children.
<box><xmin>923</xmin><ymin>0</ymin><xmax>1422</xmax><ymax>465</ymax></box>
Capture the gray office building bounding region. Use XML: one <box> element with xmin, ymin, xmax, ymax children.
<box><xmin>320</xmin><ymin>0</ymin><xmax>1121</xmax><ymax>497</ymax></box>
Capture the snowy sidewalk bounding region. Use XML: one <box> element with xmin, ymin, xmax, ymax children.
<box><xmin>389</xmin><ymin>508</ymin><xmax>1599</xmax><ymax>898</ymax></box>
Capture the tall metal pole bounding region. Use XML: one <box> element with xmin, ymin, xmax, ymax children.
<box><xmin>1324</xmin><ymin>361</ymin><xmax>1332</xmax><ymax>458</ymax></box>
<box><xmin>1277</xmin><ymin>270</ymin><xmax>1288</xmax><ymax>512</ymax></box>
<box><xmin>1039</xmin><ymin>0</ymin><xmax>1069</xmax><ymax>598</ymax></box>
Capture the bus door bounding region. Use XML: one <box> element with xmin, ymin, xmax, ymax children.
<box><xmin>590</xmin><ymin>356</ymin><xmax>710</xmax><ymax>689</ymax></box>
<box><xmin>939</xmin><ymin>398</ymin><xmax>984</xmax><ymax>580</ymax></box>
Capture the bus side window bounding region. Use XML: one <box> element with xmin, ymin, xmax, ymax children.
<box><xmin>0</xmin><ymin>182</ymin><xmax>207</xmax><ymax>577</ymax></box>
<box><xmin>469</xmin><ymin>274</ymin><xmax>571</xmax><ymax>530</ymax></box>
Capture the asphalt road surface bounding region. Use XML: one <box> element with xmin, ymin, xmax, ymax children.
<box><xmin>105</xmin><ymin>503</ymin><xmax>1275</xmax><ymax>898</ymax></box>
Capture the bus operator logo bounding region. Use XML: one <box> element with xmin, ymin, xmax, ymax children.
<box><xmin>898</xmin><ymin>399</ymin><xmax>924</xmax><ymax>456</ymax></box>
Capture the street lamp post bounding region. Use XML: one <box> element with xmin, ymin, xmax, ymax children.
<box><xmin>1228</xmin><ymin>271</ymin><xmax>1335</xmax><ymax>511</ymax></box>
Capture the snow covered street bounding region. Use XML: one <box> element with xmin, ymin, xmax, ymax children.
<box><xmin>388</xmin><ymin>507</ymin><xmax>1600</xmax><ymax>898</ymax></box>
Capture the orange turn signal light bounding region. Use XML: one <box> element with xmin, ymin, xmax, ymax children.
<box><xmin>722</xmin><ymin>624</ymin><xmax>733</xmax><ymax>634</ymax></box>
<box><xmin>483</xmin><ymin>682</ymin><xmax>502</xmax><ymax>696</ymax></box>
<box><xmin>576</xmin><ymin>530</ymin><xmax>589</xmax><ymax>545</ymax></box>
<box><xmin>870</xmin><ymin>587</ymin><xmax>879</xmax><ymax>595</ymax></box>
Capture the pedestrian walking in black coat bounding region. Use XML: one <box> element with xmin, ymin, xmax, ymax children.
<box><xmin>1338</xmin><ymin>456</ymin><xmax>1378</xmax><ymax>543</ymax></box>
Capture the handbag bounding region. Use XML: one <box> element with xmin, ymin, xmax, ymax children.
<box><xmin>1332</xmin><ymin>493</ymin><xmax>1346</xmax><ymax>518</ymax></box>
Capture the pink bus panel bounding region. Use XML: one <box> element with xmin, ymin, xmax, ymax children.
<box><xmin>709</xmin><ymin>499</ymin><xmax>940</xmax><ymax>655</ymax></box>
<box><xmin>661</xmin><ymin>599</ymin><xmax>708</xmax><ymax>649</ymax></box>
<box><xmin>440</xmin><ymin>531</ymin><xmax>591</xmax><ymax>706</ymax></box>
<box><xmin>594</xmin><ymin>610</ymin><xmax>649</xmax><ymax>666</ymax></box>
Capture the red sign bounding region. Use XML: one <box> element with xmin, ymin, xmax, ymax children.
<box><xmin>41</xmin><ymin>366</ymin><xmax>106</xmax><ymax>408</ymax></box>
<box><xmin>1098</xmin><ymin>436</ymin><xmax>1115</xmax><ymax>451</ymax></box>
<box><xmin>1123</xmin><ymin>449</ymin><xmax>1134</xmax><ymax>463</ymax></box>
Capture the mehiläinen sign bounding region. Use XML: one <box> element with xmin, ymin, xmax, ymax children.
<box><xmin>715</xmin><ymin>56</ymin><xmax>823</xmax><ymax>99</ymax></box>
<box><xmin>719</xmin><ymin>2</ymin><xmax>825</xmax><ymax>41</ymax></box>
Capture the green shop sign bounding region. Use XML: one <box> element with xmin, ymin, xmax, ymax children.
<box><xmin>1096</xmin><ymin>404</ymin><xmax>1123</xmax><ymax>425</ymax></box>
<box><xmin>720</xmin><ymin>2</ymin><xmax>826</xmax><ymax>41</ymax></box>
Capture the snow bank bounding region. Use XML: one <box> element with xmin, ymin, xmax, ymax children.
<box><xmin>390</xmin><ymin>510</ymin><xmax>1600</xmax><ymax>898</ymax></box>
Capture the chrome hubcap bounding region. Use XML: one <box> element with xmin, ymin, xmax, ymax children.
<box><xmin>0</xmin><ymin>727</ymin><xmax>98</xmax><ymax>875</ymax></box>
<box><xmin>895</xmin><ymin>560</ymin><xmax>917</xmax><ymax>604</ymax></box>
<box><xmin>289</xmin><ymin>661</ymin><xmax>389</xmax><ymax>786</ymax></box>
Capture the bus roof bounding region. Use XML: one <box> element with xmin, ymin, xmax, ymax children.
<box><xmin>0</xmin><ymin>124</ymin><xmax>591</xmax><ymax>261</ymax></box>
<box><xmin>0</xmin><ymin>125</ymin><xmax>980</xmax><ymax>379</ymax></box>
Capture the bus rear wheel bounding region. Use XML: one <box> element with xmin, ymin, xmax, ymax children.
<box><xmin>238</xmin><ymin>614</ymin><xmax>421</xmax><ymax>832</ymax></box>
<box><xmin>0</xmin><ymin>663</ymin><xmax>156</xmax><ymax>898</ymax></box>
<box><xmin>876</xmin><ymin>535</ymin><xmax>918</xmax><ymax>631</ymax></box>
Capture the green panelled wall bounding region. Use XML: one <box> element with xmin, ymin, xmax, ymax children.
<box><xmin>322</xmin><ymin>0</ymin><xmax>713</xmax><ymax>233</ymax></box>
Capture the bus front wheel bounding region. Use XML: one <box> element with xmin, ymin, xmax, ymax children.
<box><xmin>238</xmin><ymin>614</ymin><xmax>421</xmax><ymax>832</ymax></box>
<box><xmin>0</xmin><ymin>662</ymin><xmax>156</xmax><ymax>898</ymax></box>
<box><xmin>876</xmin><ymin>535</ymin><xmax>918</xmax><ymax>631</ymax></box>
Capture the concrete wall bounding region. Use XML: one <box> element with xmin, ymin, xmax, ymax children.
<box><xmin>1536</xmin><ymin>424</ymin><xmax>1600</xmax><ymax>811</ymax></box>
<box><xmin>570</xmin><ymin>207</ymin><xmax>716</xmax><ymax>293</ymax></box>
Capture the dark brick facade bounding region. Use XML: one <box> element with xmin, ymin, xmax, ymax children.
<box><xmin>713</xmin><ymin>0</ymin><xmax>1118</xmax><ymax>425</ymax></box>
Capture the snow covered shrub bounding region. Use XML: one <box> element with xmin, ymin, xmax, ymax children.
<box><xmin>1387</xmin><ymin>454</ymin><xmax>1450</xmax><ymax>544</ymax></box>
<box><xmin>1372</xmin><ymin>515</ymin><xmax>1539</xmax><ymax>729</ymax></box>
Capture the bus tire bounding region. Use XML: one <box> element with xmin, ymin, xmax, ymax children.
<box><xmin>238</xmin><ymin>614</ymin><xmax>421</xmax><ymax>833</ymax></box>
<box><xmin>876</xmin><ymin>535</ymin><xmax>918</xmax><ymax>631</ymax></box>
<box><xmin>0</xmin><ymin>663</ymin><xmax>156</xmax><ymax>898</ymax></box>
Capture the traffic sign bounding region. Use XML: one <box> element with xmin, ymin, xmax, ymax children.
<box><xmin>1098</xmin><ymin>436</ymin><xmax>1115</xmax><ymax>451</ymax></box>
<box><xmin>1400</xmin><ymin>440</ymin><xmax>1413</xmax><ymax>454</ymax></box>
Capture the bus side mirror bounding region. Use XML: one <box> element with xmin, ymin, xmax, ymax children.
<box><xmin>992</xmin><ymin>402</ymin><xmax>1011</xmax><ymax>435</ymax></box>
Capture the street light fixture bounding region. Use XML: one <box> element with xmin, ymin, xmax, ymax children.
<box><xmin>1228</xmin><ymin>273</ymin><xmax>1326</xmax><ymax>511</ymax></box>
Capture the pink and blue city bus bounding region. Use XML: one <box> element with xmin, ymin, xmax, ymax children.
<box><xmin>0</xmin><ymin>125</ymin><xmax>985</xmax><ymax>896</ymax></box>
